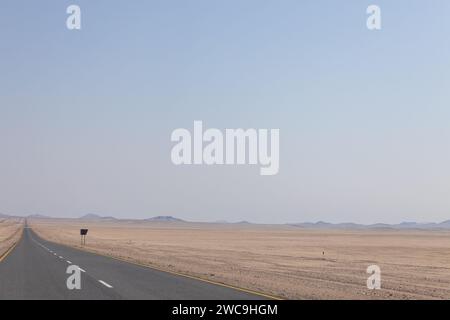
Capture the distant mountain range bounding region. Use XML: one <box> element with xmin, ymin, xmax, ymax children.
<box><xmin>1</xmin><ymin>213</ymin><xmax>52</xmax><ymax>219</ymax></box>
<box><xmin>27</xmin><ymin>214</ymin><xmax>53</xmax><ymax>219</ymax></box>
<box><xmin>70</xmin><ymin>217</ymin><xmax>450</xmax><ymax>229</ymax></box>
<box><xmin>234</xmin><ymin>220</ymin><xmax>252</xmax><ymax>224</ymax></box>
<box><xmin>78</xmin><ymin>213</ymin><xmax>117</xmax><ymax>221</ymax></box>
<box><xmin>0</xmin><ymin>212</ymin><xmax>10</xmax><ymax>218</ymax></box>
<box><xmin>5</xmin><ymin>212</ymin><xmax>450</xmax><ymax>230</ymax></box>
<box><xmin>144</xmin><ymin>216</ymin><xmax>184</xmax><ymax>222</ymax></box>
<box><xmin>288</xmin><ymin>220</ymin><xmax>450</xmax><ymax>230</ymax></box>
<box><xmin>78</xmin><ymin>214</ymin><xmax>184</xmax><ymax>222</ymax></box>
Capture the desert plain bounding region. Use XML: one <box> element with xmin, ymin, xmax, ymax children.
<box><xmin>23</xmin><ymin>218</ymin><xmax>450</xmax><ymax>300</ymax></box>
<box><xmin>0</xmin><ymin>218</ymin><xmax>23</xmax><ymax>258</ymax></box>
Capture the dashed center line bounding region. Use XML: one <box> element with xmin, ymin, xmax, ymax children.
<box><xmin>30</xmin><ymin>231</ymin><xmax>115</xmax><ymax>292</ymax></box>
<box><xmin>98</xmin><ymin>280</ymin><xmax>113</xmax><ymax>288</ymax></box>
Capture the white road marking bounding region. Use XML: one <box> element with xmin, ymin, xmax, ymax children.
<box><xmin>29</xmin><ymin>232</ymin><xmax>117</xmax><ymax>292</ymax></box>
<box><xmin>98</xmin><ymin>280</ymin><xmax>113</xmax><ymax>288</ymax></box>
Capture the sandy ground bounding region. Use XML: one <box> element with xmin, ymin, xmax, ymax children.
<box><xmin>29</xmin><ymin>219</ymin><xmax>450</xmax><ymax>300</ymax></box>
<box><xmin>0</xmin><ymin>218</ymin><xmax>23</xmax><ymax>257</ymax></box>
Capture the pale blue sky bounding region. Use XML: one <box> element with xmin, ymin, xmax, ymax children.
<box><xmin>1</xmin><ymin>1</ymin><xmax>449</xmax><ymax>223</ymax></box>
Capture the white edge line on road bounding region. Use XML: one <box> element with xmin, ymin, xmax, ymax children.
<box><xmin>79</xmin><ymin>267</ymin><xmax>86</xmax><ymax>272</ymax></box>
<box><xmin>67</xmin><ymin>261</ymin><xmax>72</xmax><ymax>264</ymax></box>
<box><xmin>98</xmin><ymin>280</ymin><xmax>113</xmax><ymax>288</ymax></box>
<box><xmin>59</xmin><ymin>256</ymin><xmax>64</xmax><ymax>259</ymax></box>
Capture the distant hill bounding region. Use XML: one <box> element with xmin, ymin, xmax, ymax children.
<box><xmin>437</xmin><ymin>220</ymin><xmax>450</xmax><ymax>228</ymax></box>
<box><xmin>145</xmin><ymin>216</ymin><xmax>184</xmax><ymax>222</ymax></box>
<box><xmin>234</xmin><ymin>220</ymin><xmax>252</xmax><ymax>225</ymax></box>
<box><xmin>289</xmin><ymin>221</ymin><xmax>365</xmax><ymax>230</ymax></box>
<box><xmin>27</xmin><ymin>214</ymin><xmax>52</xmax><ymax>219</ymax></box>
<box><xmin>79</xmin><ymin>213</ymin><xmax>117</xmax><ymax>221</ymax></box>
<box><xmin>288</xmin><ymin>220</ymin><xmax>450</xmax><ymax>230</ymax></box>
<box><xmin>214</xmin><ymin>220</ymin><xmax>229</xmax><ymax>224</ymax></box>
<box><xmin>0</xmin><ymin>212</ymin><xmax>10</xmax><ymax>218</ymax></box>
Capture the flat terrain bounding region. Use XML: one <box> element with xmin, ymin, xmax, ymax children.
<box><xmin>0</xmin><ymin>218</ymin><xmax>23</xmax><ymax>257</ymax></box>
<box><xmin>0</xmin><ymin>227</ymin><xmax>263</xmax><ymax>300</ymax></box>
<box><xmin>29</xmin><ymin>218</ymin><xmax>450</xmax><ymax>299</ymax></box>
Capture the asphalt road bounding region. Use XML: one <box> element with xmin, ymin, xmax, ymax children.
<box><xmin>0</xmin><ymin>227</ymin><xmax>266</xmax><ymax>300</ymax></box>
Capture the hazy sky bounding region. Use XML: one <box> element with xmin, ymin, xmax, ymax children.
<box><xmin>1</xmin><ymin>1</ymin><xmax>449</xmax><ymax>223</ymax></box>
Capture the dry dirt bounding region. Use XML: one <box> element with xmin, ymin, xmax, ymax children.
<box><xmin>29</xmin><ymin>218</ymin><xmax>450</xmax><ymax>300</ymax></box>
<box><xmin>0</xmin><ymin>218</ymin><xmax>23</xmax><ymax>257</ymax></box>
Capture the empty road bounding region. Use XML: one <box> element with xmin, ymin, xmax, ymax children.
<box><xmin>0</xmin><ymin>227</ymin><xmax>267</xmax><ymax>300</ymax></box>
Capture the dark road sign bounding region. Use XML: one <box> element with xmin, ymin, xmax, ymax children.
<box><xmin>80</xmin><ymin>229</ymin><xmax>88</xmax><ymax>245</ymax></box>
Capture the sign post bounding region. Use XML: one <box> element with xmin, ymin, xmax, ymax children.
<box><xmin>80</xmin><ymin>229</ymin><xmax>88</xmax><ymax>246</ymax></box>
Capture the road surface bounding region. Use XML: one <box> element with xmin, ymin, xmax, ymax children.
<box><xmin>0</xmin><ymin>227</ymin><xmax>267</xmax><ymax>300</ymax></box>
